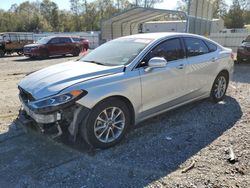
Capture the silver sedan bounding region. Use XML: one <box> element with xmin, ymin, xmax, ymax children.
<box><xmin>18</xmin><ymin>33</ymin><xmax>234</xmax><ymax>148</ymax></box>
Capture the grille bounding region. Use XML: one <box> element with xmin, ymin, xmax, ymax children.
<box><xmin>18</xmin><ymin>86</ymin><xmax>34</xmax><ymax>102</ymax></box>
<box><xmin>24</xmin><ymin>48</ymin><xmax>31</xmax><ymax>53</ymax></box>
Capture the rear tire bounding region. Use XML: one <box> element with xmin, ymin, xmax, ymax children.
<box><xmin>210</xmin><ymin>72</ymin><xmax>229</xmax><ymax>103</ymax></box>
<box><xmin>72</xmin><ymin>48</ymin><xmax>80</xmax><ymax>56</ymax></box>
<box><xmin>80</xmin><ymin>98</ymin><xmax>130</xmax><ymax>149</ymax></box>
<box><xmin>237</xmin><ymin>57</ymin><xmax>243</xmax><ymax>63</ymax></box>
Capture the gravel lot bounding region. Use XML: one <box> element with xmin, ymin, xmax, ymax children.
<box><xmin>0</xmin><ymin>55</ymin><xmax>249</xmax><ymax>188</ymax></box>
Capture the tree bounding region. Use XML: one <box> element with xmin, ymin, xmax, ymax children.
<box><xmin>132</xmin><ymin>0</ymin><xmax>163</xmax><ymax>8</ymax></box>
<box><xmin>40</xmin><ymin>0</ymin><xmax>59</xmax><ymax>31</ymax></box>
<box><xmin>8</xmin><ymin>4</ymin><xmax>18</xmax><ymax>13</ymax></box>
<box><xmin>176</xmin><ymin>0</ymin><xmax>189</xmax><ymax>12</ymax></box>
<box><xmin>115</xmin><ymin>0</ymin><xmax>131</xmax><ymax>10</ymax></box>
<box><xmin>239</xmin><ymin>0</ymin><xmax>250</xmax><ymax>10</ymax></box>
<box><xmin>239</xmin><ymin>0</ymin><xmax>250</xmax><ymax>24</ymax></box>
<box><xmin>224</xmin><ymin>0</ymin><xmax>244</xmax><ymax>28</ymax></box>
<box><xmin>213</xmin><ymin>0</ymin><xmax>228</xmax><ymax>18</ymax></box>
<box><xmin>70</xmin><ymin>0</ymin><xmax>84</xmax><ymax>31</ymax></box>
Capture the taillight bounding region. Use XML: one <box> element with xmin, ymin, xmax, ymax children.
<box><xmin>231</xmin><ymin>53</ymin><xmax>234</xmax><ymax>60</ymax></box>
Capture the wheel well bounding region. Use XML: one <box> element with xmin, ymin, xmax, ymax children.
<box><xmin>100</xmin><ymin>96</ymin><xmax>135</xmax><ymax>126</ymax></box>
<box><xmin>219</xmin><ymin>70</ymin><xmax>229</xmax><ymax>82</ymax></box>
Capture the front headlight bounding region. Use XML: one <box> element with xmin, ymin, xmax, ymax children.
<box><xmin>29</xmin><ymin>90</ymin><xmax>87</xmax><ymax>113</ymax></box>
<box><xmin>238</xmin><ymin>46</ymin><xmax>245</xmax><ymax>50</ymax></box>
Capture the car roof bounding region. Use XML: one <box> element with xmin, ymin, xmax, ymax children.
<box><xmin>119</xmin><ymin>32</ymin><xmax>222</xmax><ymax>47</ymax></box>
<box><xmin>44</xmin><ymin>36</ymin><xmax>72</xmax><ymax>39</ymax></box>
<box><xmin>121</xmin><ymin>32</ymin><xmax>207</xmax><ymax>41</ymax></box>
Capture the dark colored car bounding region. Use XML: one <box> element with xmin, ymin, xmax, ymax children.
<box><xmin>71</xmin><ymin>36</ymin><xmax>89</xmax><ymax>51</ymax></box>
<box><xmin>24</xmin><ymin>36</ymin><xmax>82</xmax><ymax>59</ymax></box>
<box><xmin>237</xmin><ymin>35</ymin><xmax>250</xmax><ymax>63</ymax></box>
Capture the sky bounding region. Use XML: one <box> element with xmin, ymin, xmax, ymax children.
<box><xmin>0</xmin><ymin>0</ymin><xmax>232</xmax><ymax>11</ymax></box>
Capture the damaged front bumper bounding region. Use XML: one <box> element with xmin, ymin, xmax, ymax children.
<box><xmin>17</xmin><ymin>101</ymin><xmax>90</xmax><ymax>141</ymax></box>
<box><xmin>22</xmin><ymin>100</ymin><xmax>61</xmax><ymax>124</ymax></box>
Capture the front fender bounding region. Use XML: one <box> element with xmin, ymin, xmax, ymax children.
<box><xmin>75</xmin><ymin>70</ymin><xmax>142</xmax><ymax>119</ymax></box>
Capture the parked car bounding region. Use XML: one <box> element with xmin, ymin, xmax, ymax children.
<box><xmin>17</xmin><ymin>33</ymin><xmax>234</xmax><ymax>149</ymax></box>
<box><xmin>23</xmin><ymin>36</ymin><xmax>82</xmax><ymax>59</ymax></box>
<box><xmin>237</xmin><ymin>35</ymin><xmax>250</xmax><ymax>63</ymax></box>
<box><xmin>71</xmin><ymin>36</ymin><xmax>89</xmax><ymax>51</ymax></box>
<box><xmin>0</xmin><ymin>32</ymin><xmax>33</xmax><ymax>57</ymax></box>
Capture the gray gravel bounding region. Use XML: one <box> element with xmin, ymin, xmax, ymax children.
<box><xmin>0</xmin><ymin>55</ymin><xmax>249</xmax><ymax>188</ymax></box>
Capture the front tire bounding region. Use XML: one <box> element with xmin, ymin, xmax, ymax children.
<box><xmin>210</xmin><ymin>72</ymin><xmax>228</xmax><ymax>102</ymax></box>
<box><xmin>17</xmin><ymin>51</ymin><xmax>24</xmax><ymax>56</ymax></box>
<box><xmin>80</xmin><ymin>98</ymin><xmax>130</xmax><ymax>149</ymax></box>
<box><xmin>0</xmin><ymin>49</ymin><xmax>5</xmax><ymax>57</ymax></box>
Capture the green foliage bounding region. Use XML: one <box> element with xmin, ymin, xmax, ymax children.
<box><xmin>176</xmin><ymin>0</ymin><xmax>249</xmax><ymax>29</ymax></box>
<box><xmin>224</xmin><ymin>0</ymin><xmax>245</xmax><ymax>28</ymax></box>
<box><xmin>0</xmin><ymin>0</ymin><xmax>147</xmax><ymax>32</ymax></box>
<box><xmin>132</xmin><ymin>0</ymin><xmax>163</xmax><ymax>7</ymax></box>
<box><xmin>213</xmin><ymin>0</ymin><xmax>228</xmax><ymax>18</ymax></box>
<box><xmin>2</xmin><ymin>0</ymin><xmax>248</xmax><ymax>32</ymax></box>
<box><xmin>176</xmin><ymin>0</ymin><xmax>189</xmax><ymax>12</ymax></box>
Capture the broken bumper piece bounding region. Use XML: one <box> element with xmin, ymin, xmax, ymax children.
<box><xmin>22</xmin><ymin>101</ymin><xmax>61</xmax><ymax>124</ymax></box>
<box><xmin>16</xmin><ymin>110</ymin><xmax>63</xmax><ymax>138</ymax></box>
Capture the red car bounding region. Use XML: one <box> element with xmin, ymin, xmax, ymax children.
<box><xmin>237</xmin><ymin>35</ymin><xmax>250</xmax><ymax>63</ymax></box>
<box><xmin>71</xmin><ymin>36</ymin><xmax>89</xmax><ymax>51</ymax></box>
<box><xmin>24</xmin><ymin>36</ymin><xmax>82</xmax><ymax>59</ymax></box>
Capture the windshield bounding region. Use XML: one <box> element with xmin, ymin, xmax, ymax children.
<box><xmin>36</xmin><ymin>37</ymin><xmax>50</xmax><ymax>44</ymax></box>
<box><xmin>246</xmin><ymin>35</ymin><xmax>250</xmax><ymax>42</ymax></box>
<box><xmin>80</xmin><ymin>38</ymin><xmax>152</xmax><ymax>66</ymax></box>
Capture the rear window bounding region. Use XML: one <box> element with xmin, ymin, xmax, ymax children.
<box><xmin>204</xmin><ymin>40</ymin><xmax>217</xmax><ymax>52</ymax></box>
<box><xmin>60</xmin><ymin>37</ymin><xmax>71</xmax><ymax>43</ymax></box>
<box><xmin>184</xmin><ymin>37</ymin><xmax>209</xmax><ymax>57</ymax></box>
<box><xmin>72</xmin><ymin>38</ymin><xmax>80</xmax><ymax>42</ymax></box>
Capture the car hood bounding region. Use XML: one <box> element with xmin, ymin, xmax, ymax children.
<box><xmin>24</xmin><ymin>43</ymin><xmax>42</xmax><ymax>48</ymax></box>
<box><xmin>18</xmin><ymin>61</ymin><xmax>124</xmax><ymax>100</ymax></box>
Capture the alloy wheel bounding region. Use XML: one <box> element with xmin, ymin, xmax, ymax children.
<box><xmin>94</xmin><ymin>107</ymin><xmax>125</xmax><ymax>143</ymax></box>
<box><xmin>214</xmin><ymin>76</ymin><xmax>227</xmax><ymax>99</ymax></box>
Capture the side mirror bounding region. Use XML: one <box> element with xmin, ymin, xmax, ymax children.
<box><xmin>145</xmin><ymin>57</ymin><xmax>167</xmax><ymax>72</ymax></box>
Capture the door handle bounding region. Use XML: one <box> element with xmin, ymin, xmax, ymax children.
<box><xmin>211</xmin><ymin>57</ymin><xmax>218</xmax><ymax>62</ymax></box>
<box><xmin>177</xmin><ymin>64</ymin><xmax>184</xmax><ymax>69</ymax></box>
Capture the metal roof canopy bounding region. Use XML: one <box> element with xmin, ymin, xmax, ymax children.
<box><xmin>101</xmin><ymin>7</ymin><xmax>188</xmax><ymax>41</ymax></box>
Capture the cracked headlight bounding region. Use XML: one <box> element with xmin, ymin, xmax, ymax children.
<box><xmin>29</xmin><ymin>90</ymin><xmax>87</xmax><ymax>113</ymax></box>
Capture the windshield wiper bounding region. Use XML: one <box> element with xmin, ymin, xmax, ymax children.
<box><xmin>84</xmin><ymin>60</ymin><xmax>105</xmax><ymax>65</ymax></box>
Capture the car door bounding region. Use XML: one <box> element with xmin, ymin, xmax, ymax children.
<box><xmin>64</xmin><ymin>37</ymin><xmax>73</xmax><ymax>53</ymax></box>
<box><xmin>138</xmin><ymin>38</ymin><xmax>189</xmax><ymax>117</ymax></box>
<box><xmin>59</xmin><ymin>37</ymin><xmax>72</xmax><ymax>54</ymax></box>
<box><xmin>183</xmin><ymin>37</ymin><xmax>218</xmax><ymax>96</ymax></box>
<box><xmin>47</xmin><ymin>38</ymin><xmax>61</xmax><ymax>55</ymax></box>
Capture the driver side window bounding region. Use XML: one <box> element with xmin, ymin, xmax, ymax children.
<box><xmin>49</xmin><ymin>38</ymin><xmax>60</xmax><ymax>44</ymax></box>
<box><xmin>140</xmin><ymin>38</ymin><xmax>184</xmax><ymax>67</ymax></box>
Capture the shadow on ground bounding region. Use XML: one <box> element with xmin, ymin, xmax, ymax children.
<box><xmin>233</xmin><ymin>63</ymin><xmax>250</xmax><ymax>84</ymax></box>
<box><xmin>0</xmin><ymin>96</ymin><xmax>242</xmax><ymax>187</ymax></box>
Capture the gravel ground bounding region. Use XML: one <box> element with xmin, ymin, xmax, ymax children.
<box><xmin>0</xmin><ymin>55</ymin><xmax>249</xmax><ymax>188</ymax></box>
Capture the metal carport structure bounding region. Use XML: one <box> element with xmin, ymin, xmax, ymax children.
<box><xmin>101</xmin><ymin>7</ymin><xmax>188</xmax><ymax>41</ymax></box>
